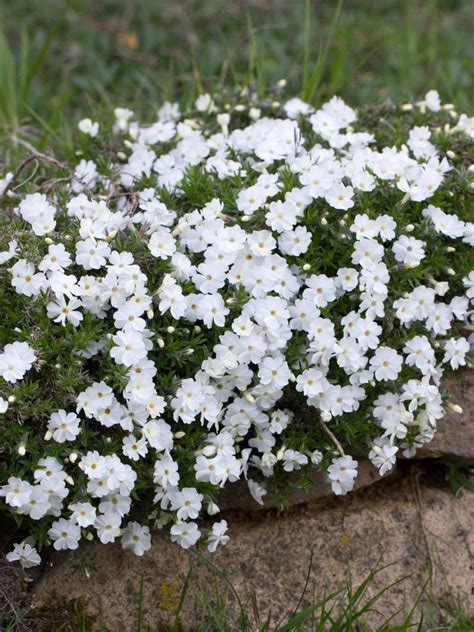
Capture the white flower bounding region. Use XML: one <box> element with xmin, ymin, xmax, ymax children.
<box><xmin>327</xmin><ymin>455</ymin><xmax>358</xmax><ymax>495</ymax></box>
<box><xmin>69</xmin><ymin>502</ymin><xmax>96</xmax><ymax>527</ymax></box>
<box><xmin>0</xmin><ymin>342</ymin><xmax>36</xmax><ymax>384</ymax></box>
<box><xmin>110</xmin><ymin>328</ymin><xmax>147</xmax><ymax>367</ymax></box>
<box><xmin>443</xmin><ymin>337</ymin><xmax>470</xmax><ymax>370</ymax></box>
<box><xmin>78</xmin><ymin>118</ymin><xmax>99</xmax><ymax>137</ymax></box>
<box><xmin>48</xmin><ymin>518</ymin><xmax>81</xmax><ymax>550</ymax></box>
<box><xmin>207</xmin><ymin>520</ymin><xmax>230</xmax><ymax>552</ymax></box>
<box><xmin>6</xmin><ymin>543</ymin><xmax>41</xmax><ymax>568</ymax></box>
<box><xmin>170</xmin><ymin>521</ymin><xmax>201</xmax><ymax>549</ymax></box>
<box><xmin>121</xmin><ymin>522</ymin><xmax>152</xmax><ymax>556</ymax></box>
<box><xmin>370</xmin><ymin>347</ymin><xmax>403</xmax><ymax>381</ymax></box>
<box><xmin>170</xmin><ymin>487</ymin><xmax>203</xmax><ymax>521</ymax></box>
<box><xmin>48</xmin><ymin>410</ymin><xmax>81</xmax><ymax>443</ymax></box>
<box><xmin>95</xmin><ymin>512</ymin><xmax>122</xmax><ymax>543</ymax></box>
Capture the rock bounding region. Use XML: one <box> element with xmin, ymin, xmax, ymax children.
<box><xmin>417</xmin><ymin>370</ymin><xmax>474</xmax><ymax>459</ymax></box>
<box><xmin>31</xmin><ymin>464</ymin><xmax>474</xmax><ymax>630</ymax></box>
<box><xmin>218</xmin><ymin>458</ymin><xmax>391</xmax><ymax>512</ymax></box>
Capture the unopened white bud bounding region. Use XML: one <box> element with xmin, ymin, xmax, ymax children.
<box><xmin>241</xmin><ymin>215</ymin><xmax>252</xmax><ymax>222</ymax></box>
<box><xmin>157</xmin><ymin>337</ymin><xmax>165</xmax><ymax>349</ymax></box>
<box><xmin>7</xmin><ymin>395</ymin><xmax>16</xmax><ymax>403</ymax></box>
<box><xmin>174</xmin><ymin>431</ymin><xmax>185</xmax><ymax>439</ymax></box>
<box><xmin>14</xmin><ymin>327</ymin><xmax>21</xmax><ymax>333</ymax></box>
<box><xmin>194</xmin><ymin>325</ymin><xmax>201</xmax><ymax>333</ymax></box>
<box><xmin>183</xmin><ymin>348</ymin><xmax>194</xmax><ymax>356</ymax></box>
<box><xmin>226</xmin><ymin>297</ymin><xmax>238</xmax><ymax>305</ymax></box>
<box><xmin>202</xmin><ymin>445</ymin><xmax>216</xmax><ymax>457</ymax></box>
<box><xmin>446</xmin><ymin>150</ymin><xmax>456</xmax><ymax>159</ymax></box>
<box><xmin>446</xmin><ymin>246</ymin><xmax>455</xmax><ymax>253</ymax></box>
<box><xmin>69</xmin><ymin>452</ymin><xmax>78</xmax><ymax>463</ymax></box>
<box><xmin>106</xmin><ymin>333</ymin><xmax>113</xmax><ymax>340</ymax></box>
<box><xmin>302</xmin><ymin>263</ymin><xmax>311</xmax><ymax>271</ymax></box>
<box><xmin>146</xmin><ymin>309</ymin><xmax>154</xmax><ymax>319</ymax></box>
<box><xmin>277</xmin><ymin>78</ymin><xmax>287</xmax><ymax>88</ymax></box>
<box><xmin>401</xmin><ymin>103</ymin><xmax>413</xmax><ymax>111</ymax></box>
<box><xmin>167</xmin><ymin>326</ymin><xmax>175</xmax><ymax>334</ymax></box>
<box><xmin>207</xmin><ymin>502</ymin><xmax>220</xmax><ymax>515</ymax></box>
<box><xmin>404</xmin><ymin>224</ymin><xmax>415</xmax><ymax>232</ymax></box>
<box><xmin>404</xmin><ymin>261</ymin><xmax>420</xmax><ymax>269</ymax></box>
<box><xmin>249</xmin><ymin>108</ymin><xmax>261</xmax><ymax>121</ymax></box>
<box><xmin>44</xmin><ymin>237</ymin><xmax>54</xmax><ymax>245</ymax></box>
<box><xmin>117</xmin><ymin>151</ymin><xmax>127</xmax><ymax>160</ymax></box>
<box><xmin>17</xmin><ymin>445</ymin><xmax>26</xmax><ymax>456</ymax></box>
<box><xmin>276</xmin><ymin>445</ymin><xmax>286</xmax><ymax>460</ymax></box>
<box><xmin>244</xmin><ymin>391</ymin><xmax>255</xmax><ymax>404</ymax></box>
<box><xmin>271</xmin><ymin>101</ymin><xmax>280</xmax><ymax>108</ymax></box>
<box><xmin>85</xmin><ymin>532</ymin><xmax>94</xmax><ymax>541</ymax></box>
<box><xmin>320</xmin><ymin>411</ymin><xmax>332</xmax><ymax>422</ymax></box>
<box><xmin>234</xmin><ymin>104</ymin><xmax>245</xmax><ymax>112</ymax></box>
<box><xmin>54</xmin><ymin>364</ymin><xmax>61</xmax><ymax>369</ymax></box>
<box><xmin>467</xmin><ymin>165</ymin><xmax>474</xmax><ymax>173</ymax></box>
<box><xmin>65</xmin><ymin>475</ymin><xmax>74</xmax><ymax>485</ymax></box>
<box><xmin>44</xmin><ymin>430</ymin><xmax>53</xmax><ymax>441</ymax></box>
<box><xmin>446</xmin><ymin>268</ymin><xmax>456</xmax><ymax>276</ymax></box>
<box><xmin>321</xmin><ymin>217</ymin><xmax>328</xmax><ymax>226</ymax></box>
<box><xmin>448</xmin><ymin>403</ymin><xmax>463</xmax><ymax>414</ymax></box>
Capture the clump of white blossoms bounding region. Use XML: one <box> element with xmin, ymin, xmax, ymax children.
<box><xmin>0</xmin><ymin>87</ymin><xmax>473</xmax><ymax>568</ymax></box>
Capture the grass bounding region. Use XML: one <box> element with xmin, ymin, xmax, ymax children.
<box><xmin>3</xmin><ymin>554</ymin><xmax>472</xmax><ymax>631</ymax></box>
<box><xmin>0</xmin><ymin>0</ymin><xmax>473</xmax><ymax>165</ymax></box>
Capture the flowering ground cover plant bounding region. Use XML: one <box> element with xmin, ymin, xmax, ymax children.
<box><xmin>0</xmin><ymin>86</ymin><xmax>473</xmax><ymax>568</ymax></box>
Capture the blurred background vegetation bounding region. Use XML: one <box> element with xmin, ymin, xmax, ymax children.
<box><xmin>0</xmin><ymin>0</ymin><xmax>472</xmax><ymax>136</ymax></box>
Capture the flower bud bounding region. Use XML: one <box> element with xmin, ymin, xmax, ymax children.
<box><xmin>146</xmin><ymin>309</ymin><xmax>154</xmax><ymax>319</ymax></box>
<box><xmin>44</xmin><ymin>430</ymin><xmax>53</xmax><ymax>441</ymax></box>
<box><xmin>448</xmin><ymin>403</ymin><xmax>463</xmax><ymax>414</ymax></box>
<box><xmin>166</xmin><ymin>326</ymin><xmax>175</xmax><ymax>334</ymax></box>
<box><xmin>276</xmin><ymin>445</ymin><xmax>286</xmax><ymax>460</ymax></box>
<box><xmin>302</xmin><ymin>263</ymin><xmax>311</xmax><ymax>271</ymax></box>
<box><xmin>7</xmin><ymin>395</ymin><xmax>16</xmax><ymax>404</ymax></box>
<box><xmin>320</xmin><ymin>411</ymin><xmax>332</xmax><ymax>422</ymax></box>
<box><xmin>207</xmin><ymin>502</ymin><xmax>220</xmax><ymax>515</ymax></box>
<box><xmin>65</xmin><ymin>475</ymin><xmax>74</xmax><ymax>485</ymax></box>
<box><xmin>249</xmin><ymin>107</ymin><xmax>261</xmax><ymax>121</ymax></box>
<box><xmin>174</xmin><ymin>431</ymin><xmax>185</xmax><ymax>439</ymax></box>
<box><xmin>17</xmin><ymin>444</ymin><xmax>26</xmax><ymax>456</ymax></box>
<box><xmin>69</xmin><ymin>452</ymin><xmax>78</xmax><ymax>463</ymax></box>
<box><xmin>157</xmin><ymin>337</ymin><xmax>165</xmax><ymax>349</ymax></box>
<box><xmin>243</xmin><ymin>391</ymin><xmax>255</xmax><ymax>404</ymax></box>
<box><xmin>401</xmin><ymin>103</ymin><xmax>413</xmax><ymax>111</ymax></box>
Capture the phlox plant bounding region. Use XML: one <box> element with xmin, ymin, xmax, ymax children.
<box><xmin>0</xmin><ymin>85</ymin><xmax>473</xmax><ymax>569</ymax></box>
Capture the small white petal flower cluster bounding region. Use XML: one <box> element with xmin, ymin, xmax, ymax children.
<box><xmin>1</xmin><ymin>89</ymin><xmax>472</xmax><ymax>567</ymax></box>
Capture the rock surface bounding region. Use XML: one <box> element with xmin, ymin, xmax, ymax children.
<box><xmin>417</xmin><ymin>370</ymin><xmax>474</xmax><ymax>459</ymax></box>
<box><xmin>31</xmin><ymin>464</ymin><xmax>474</xmax><ymax>630</ymax></box>
<box><xmin>218</xmin><ymin>458</ymin><xmax>390</xmax><ymax>512</ymax></box>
